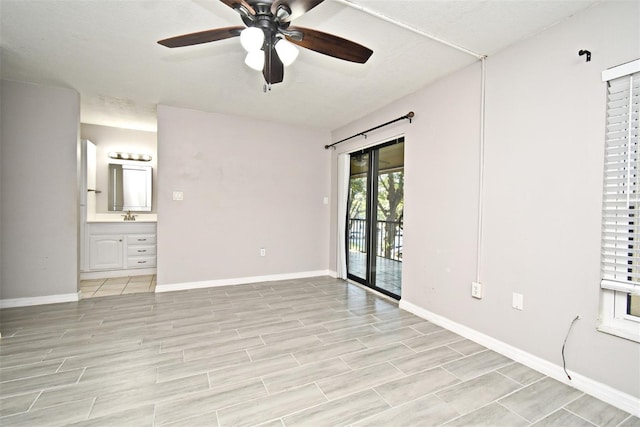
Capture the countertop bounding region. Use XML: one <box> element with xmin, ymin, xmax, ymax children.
<box><xmin>87</xmin><ymin>213</ymin><xmax>157</xmax><ymax>223</ymax></box>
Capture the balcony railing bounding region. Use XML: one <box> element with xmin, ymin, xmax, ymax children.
<box><xmin>349</xmin><ymin>218</ymin><xmax>403</xmax><ymax>261</ymax></box>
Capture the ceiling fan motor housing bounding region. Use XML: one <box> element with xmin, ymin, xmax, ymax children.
<box><xmin>241</xmin><ymin>1</ymin><xmax>290</xmax><ymax>46</ymax></box>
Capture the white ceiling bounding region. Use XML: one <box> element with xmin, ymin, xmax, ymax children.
<box><xmin>0</xmin><ymin>0</ymin><xmax>600</xmax><ymax>131</ymax></box>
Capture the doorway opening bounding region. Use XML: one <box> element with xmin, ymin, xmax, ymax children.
<box><xmin>347</xmin><ymin>138</ymin><xmax>404</xmax><ymax>299</ymax></box>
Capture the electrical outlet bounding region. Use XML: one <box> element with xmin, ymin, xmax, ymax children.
<box><xmin>172</xmin><ymin>191</ymin><xmax>183</xmax><ymax>201</ymax></box>
<box><xmin>471</xmin><ymin>282</ymin><xmax>483</xmax><ymax>299</ymax></box>
<box><xmin>512</xmin><ymin>293</ymin><xmax>524</xmax><ymax>310</ymax></box>
<box><xmin>260</xmin><ymin>248</ymin><xmax>266</xmax><ymax>257</ymax></box>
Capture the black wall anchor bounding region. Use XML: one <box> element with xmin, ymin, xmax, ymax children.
<box><xmin>578</xmin><ymin>49</ymin><xmax>591</xmax><ymax>62</ymax></box>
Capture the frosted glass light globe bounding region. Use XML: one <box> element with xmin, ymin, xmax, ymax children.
<box><xmin>275</xmin><ymin>38</ymin><xmax>299</xmax><ymax>66</ymax></box>
<box><xmin>240</xmin><ymin>27</ymin><xmax>264</xmax><ymax>52</ymax></box>
<box><xmin>245</xmin><ymin>50</ymin><xmax>265</xmax><ymax>71</ymax></box>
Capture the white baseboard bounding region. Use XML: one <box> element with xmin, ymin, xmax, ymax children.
<box><xmin>0</xmin><ymin>293</ymin><xmax>79</xmax><ymax>309</ymax></box>
<box><xmin>399</xmin><ymin>299</ymin><xmax>640</xmax><ymax>418</ymax></box>
<box><xmin>80</xmin><ymin>268</ymin><xmax>157</xmax><ymax>280</ymax></box>
<box><xmin>155</xmin><ymin>270</ymin><xmax>334</xmax><ymax>293</ymax></box>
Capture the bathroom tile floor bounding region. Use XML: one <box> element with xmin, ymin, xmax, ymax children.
<box><xmin>0</xmin><ymin>277</ymin><xmax>637</xmax><ymax>426</ymax></box>
<box><xmin>79</xmin><ymin>275</ymin><xmax>156</xmax><ymax>299</ymax></box>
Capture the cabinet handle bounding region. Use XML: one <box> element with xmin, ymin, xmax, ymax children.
<box><xmin>137</xmin><ymin>249</ymin><xmax>147</xmax><ymax>253</ymax></box>
<box><xmin>137</xmin><ymin>260</ymin><xmax>147</xmax><ymax>264</ymax></box>
<box><xmin>137</xmin><ymin>238</ymin><xmax>147</xmax><ymax>241</ymax></box>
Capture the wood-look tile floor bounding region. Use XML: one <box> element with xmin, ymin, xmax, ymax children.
<box><xmin>0</xmin><ymin>277</ymin><xmax>637</xmax><ymax>426</ymax></box>
<box><xmin>79</xmin><ymin>275</ymin><xmax>156</xmax><ymax>299</ymax></box>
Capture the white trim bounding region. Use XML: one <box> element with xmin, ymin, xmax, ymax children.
<box><xmin>601</xmin><ymin>279</ymin><xmax>640</xmax><ymax>295</ymax></box>
<box><xmin>597</xmin><ymin>323</ymin><xmax>640</xmax><ymax>343</ymax></box>
<box><xmin>399</xmin><ymin>299</ymin><xmax>640</xmax><ymax>417</ymax></box>
<box><xmin>80</xmin><ymin>267</ymin><xmax>157</xmax><ymax>280</ymax></box>
<box><xmin>602</xmin><ymin>59</ymin><xmax>640</xmax><ymax>82</ymax></box>
<box><xmin>0</xmin><ymin>293</ymin><xmax>79</xmax><ymax>309</ymax></box>
<box><xmin>597</xmin><ymin>289</ymin><xmax>640</xmax><ymax>343</ymax></box>
<box><xmin>155</xmin><ymin>270</ymin><xmax>334</xmax><ymax>293</ymax></box>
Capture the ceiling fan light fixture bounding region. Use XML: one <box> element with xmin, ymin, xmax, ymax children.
<box><xmin>245</xmin><ymin>50</ymin><xmax>265</xmax><ymax>71</ymax></box>
<box><xmin>158</xmin><ymin>0</ymin><xmax>374</xmax><ymax>85</ymax></box>
<box><xmin>275</xmin><ymin>38</ymin><xmax>299</xmax><ymax>66</ymax></box>
<box><xmin>240</xmin><ymin>27</ymin><xmax>264</xmax><ymax>52</ymax></box>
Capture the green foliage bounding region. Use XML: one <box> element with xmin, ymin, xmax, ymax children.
<box><xmin>348</xmin><ymin>170</ymin><xmax>404</xmax><ymax>259</ymax></box>
<box><xmin>377</xmin><ymin>171</ymin><xmax>404</xmax><ymax>223</ymax></box>
<box><xmin>349</xmin><ymin>176</ymin><xmax>367</xmax><ymax>219</ymax></box>
<box><xmin>378</xmin><ymin>171</ymin><xmax>404</xmax><ymax>258</ymax></box>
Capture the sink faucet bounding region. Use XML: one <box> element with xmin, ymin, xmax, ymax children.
<box><xmin>122</xmin><ymin>210</ymin><xmax>137</xmax><ymax>221</ymax></box>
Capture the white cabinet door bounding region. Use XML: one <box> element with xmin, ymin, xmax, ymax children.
<box><xmin>89</xmin><ymin>235</ymin><xmax>124</xmax><ymax>270</ymax></box>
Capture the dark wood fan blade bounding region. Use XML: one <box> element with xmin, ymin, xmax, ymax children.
<box><xmin>263</xmin><ymin>46</ymin><xmax>284</xmax><ymax>84</ymax></box>
<box><xmin>158</xmin><ymin>26</ymin><xmax>244</xmax><ymax>48</ymax></box>
<box><xmin>219</xmin><ymin>0</ymin><xmax>255</xmax><ymax>15</ymax></box>
<box><xmin>271</xmin><ymin>0</ymin><xmax>324</xmax><ymax>22</ymax></box>
<box><xmin>286</xmin><ymin>26</ymin><xmax>373</xmax><ymax>63</ymax></box>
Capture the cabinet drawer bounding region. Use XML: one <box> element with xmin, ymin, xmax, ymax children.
<box><xmin>127</xmin><ymin>234</ymin><xmax>156</xmax><ymax>245</ymax></box>
<box><xmin>127</xmin><ymin>245</ymin><xmax>156</xmax><ymax>256</ymax></box>
<box><xmin>127</xmin><ymin>255</ymin><xmax>157</xmax><ymax>268</ymax></box>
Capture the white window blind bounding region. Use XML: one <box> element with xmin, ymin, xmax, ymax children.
<box><xmin>601</xmin><ymin>60</ymin><xmax>640</xmax><ymax>295</ymax></box>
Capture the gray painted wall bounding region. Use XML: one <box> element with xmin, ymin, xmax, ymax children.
<box><xmin>0</xmin><ymin>0</ymin><xmax>636</xmax><ymax>403</ymax></box>
<box><xmin>330</xmin><ymin>0</ymin><xmax>639</xmax><ymax>399</ymax></box>
<box><xmin>156</xmin><ymin>105</ymin><xmax>331</xmax><ymax>285</ymax></box>
<box><xmin>0</xmin><ymin>81</ymin><xmax>3</xmax><ymax>298</ymax></box>
<box><xmin>1</xmin><ymin>80</ymin><xmax>80</xmax><ymax>299</ymax></box>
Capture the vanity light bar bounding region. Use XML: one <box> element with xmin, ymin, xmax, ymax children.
<box><xmin>108</xmin><ymin>152</ymin><xmax>152</xmax><ymax>162</ymax></box>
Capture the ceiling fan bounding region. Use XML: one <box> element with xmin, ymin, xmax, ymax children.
<box><xmin>158</xmin><ymin>0</ymin><xmax>373</xmax><ymax>87</ymax></box>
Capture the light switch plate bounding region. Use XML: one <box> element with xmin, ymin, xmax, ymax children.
<box><xmin>471</xmin><ymin>282</ymin><xmax>483</xmax><ymax>299</ymax></box>
<box><xmin>512</xmin><ymin>293</ymin><xmax>524</xmax><ymax>310</ymax></box>
<box><xmin>172</xmin><ymin>191</ymin><xmax>183</xmax><ymax>201</ymax></box>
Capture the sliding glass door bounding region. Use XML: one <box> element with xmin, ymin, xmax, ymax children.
<box><xmin>347</xmin><ymin>138</ymin><xmax>404</xmax><ymax>298</ymax></box>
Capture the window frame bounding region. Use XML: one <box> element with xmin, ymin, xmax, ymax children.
<box><xmin>598</xmin><ymin>59</ymin><xmax>640</xmax><ymax>343</ymax></box>
<box><xmin>599</xmin><ymin>289</ymin><xmax>640</xmax><ymax>342</ymax></box>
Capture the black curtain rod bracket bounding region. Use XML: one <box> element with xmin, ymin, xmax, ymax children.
<box><xmin>325</xmin><ymin>111</ymin><xmax>414</xmax><ymax>150</ymax></box>
<box><xmin>578</xmin><ymin>49</ymin><xmax>591</xmax><ymax>62</ymax></box>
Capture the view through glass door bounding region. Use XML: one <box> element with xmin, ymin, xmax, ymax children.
<box><xmin>347</xmin><ymin>138</ymin><xmax>404</xmax><ymax>298</ymax></box>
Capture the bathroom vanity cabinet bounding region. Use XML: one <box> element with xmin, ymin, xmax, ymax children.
<box><xmin>82</xmin><ymin>222</ymin><xmax>157</xmax><ymax>278</ymax></box>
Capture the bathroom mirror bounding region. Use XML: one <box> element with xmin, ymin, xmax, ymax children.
<box><xmin>108</xmin><ymin>164</ymin><xmax>153</xmax><ymax>212</ymax></box>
